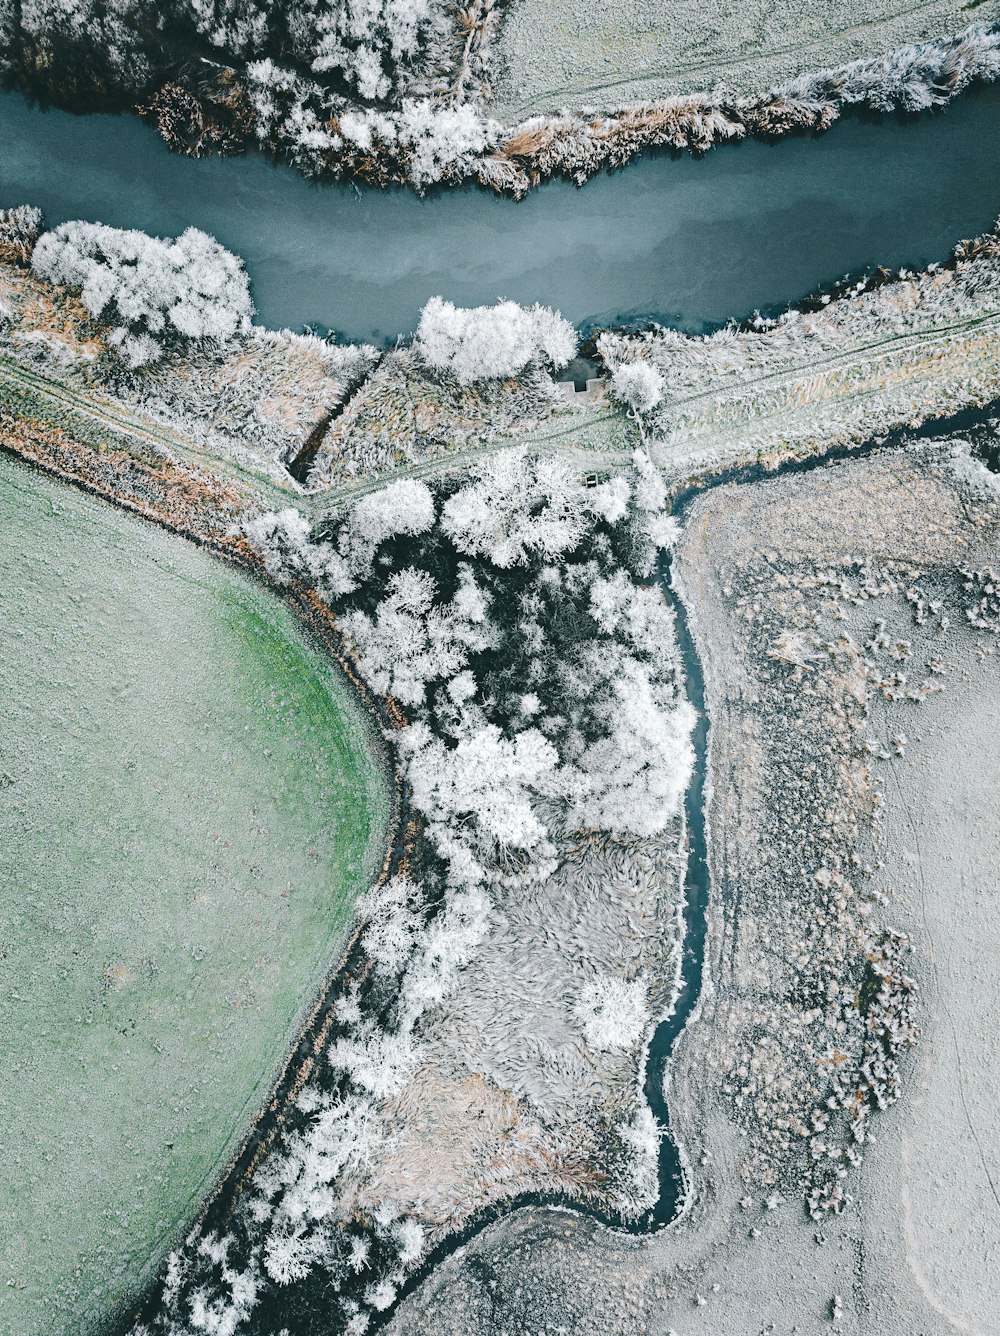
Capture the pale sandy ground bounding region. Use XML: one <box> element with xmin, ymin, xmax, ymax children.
<box><xmin>492</xmin><ymin>0</ymin><xmax>1000</xmax><ymax>119</ymax></box>
<box><xmin>386</xmin><ymin>444</ymin><xmax>1000</xmax><ymax>1335</ymax></box>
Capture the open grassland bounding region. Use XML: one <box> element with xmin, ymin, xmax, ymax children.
<box><xmin>0</xmin><ymin>454</ymin><xmax>389</xmax><ymax>1335</ymax></box>
<box><xmin>493</xmin><ymin>0</ymin><xmax>1000</xmax><ymax>119</ymax></box>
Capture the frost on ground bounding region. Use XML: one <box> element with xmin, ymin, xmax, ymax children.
<box><xmin>602</xmin><ymin>224</ymin><xmax>1000</xmax><ymax>484</ymax></box>
<box><xmin>382</xmin><ymin>435</ymin><xmax>1000</xmax><ymax>1336</ymax></box>
<box><xmin>0</xmin><ymin>455</ymin><xmax>389</xmax><ymax>1336</ymax></box>
<box><xmin>493</xmin><ymin>0</ymin><xmax>1000</xmax><ymax>117</ymax></box>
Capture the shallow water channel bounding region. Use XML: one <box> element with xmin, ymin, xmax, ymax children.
<box><xmin>1</xmin><ymin>84</ymin><xmax>1000</xmax><ymax>343</ymax></box>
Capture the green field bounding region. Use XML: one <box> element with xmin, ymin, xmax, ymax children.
<box><xmin>0</xmin><ymin>454</ymin><xmax>389</xmax><ymax>1334</ymax></box>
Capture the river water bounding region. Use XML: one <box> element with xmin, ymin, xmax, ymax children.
<box><xmin>1</xmin><ymin>85</ymin><xmax>1000</xmax><ymax>343</ymax></box>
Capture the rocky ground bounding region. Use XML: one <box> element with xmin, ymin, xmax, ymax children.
<box><xmin>384</xmin><ymin>437</ymin><xmax>1000</xmax><ymax>1335</ymax></box>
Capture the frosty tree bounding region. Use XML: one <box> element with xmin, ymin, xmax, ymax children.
<box><xmin>415</xmin><ymin>296</ymin><xmax>577</xmax><ymax>384</ymax></box>
<box><xmin>611</xmin><ymin>360</ymin><xmax>665</xmax><ymax>415</ymax></box>
<box><xmin>32</xmin><ymin>221</ymin><xmax>254</xmax><ymax>366</ymax></box>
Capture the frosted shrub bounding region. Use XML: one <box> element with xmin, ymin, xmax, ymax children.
<box><xmin>416</xmin><ymin>296</ymin><xmax>576</xmax><ymax>384</ymax></box>
<box><xmin>364</xmin><ymin>1278</ymin><xmax>397</xmax><ymax>1312</ymax></box>
<box><xmin>400</xmin><ymin>718</ymin><xmax>559</xmax><ymax>883</ymax></box>
<box><xmin>0</xmin><ymin>203</ymin><xmax>42</xmax><ymax>264</ymax></box>
<box><xmin>32</xmin><ymin>221</ymin><xmax>253</xmax><ymax>366</ymax></box>
<box><xmin>263</xmin><ymin>1231</ymin><xmax>314</xmax><ymax>1285</ymax></box>
<box><xmin>338</xmin><ymin>478</ymin><xmax>435</xmax><ymax>575</ymax></box>
<box><xmin>442</xmin><ymin>447</ymin><xmax>589</xmax><ymax>566</ymax></box>
<box><xmin>611</xmin><ymin>360</ymin><xmax>665</xmax><ymax>415</ymax></box>
<box><xmin>341</xmin><ymin>564</ymin><xmax>494</xmax><ymax>706</ymax></box>
<box><xmin>618</xmin><ymin>1105</ymin><xmax>661</xmax><ymax>1208</ymax></box>
<box><xmin>358</xmin><ymin>874</ymin><xmax>426</xmax><ymax>976</ymax></box>
<box><xmin>243</xmin><ymin>508</ymin><xmax>315</xmax><ymax>583</ymax></box>
<box><xmin>399</xmin><ymin>100</ymin><xmax>501</xmax><ymax>188</ymax></box>
<box><xmin>575</xmin><ymin>972</ymin><xmax>649</xmax><ymax>1050</ymax></box>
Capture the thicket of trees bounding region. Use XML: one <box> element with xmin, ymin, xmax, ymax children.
<box><xmin>32</xmin><ymin>220</ymin><xmax>254</xmax><ymax>366</ymax></box>
<box><xmin>415</xmin><ymin>296</ymin><xmax>577</xmax><ymax>384</ymax></box>
<box><xmin>137</xmin><ymin>446</ymin><xmax>695</xmax><ymax>1336</ymax></box>
<box><xmin>0</xmin><ymin>0</ymin><xmax>456</xmax><ymax>107</ymax></box>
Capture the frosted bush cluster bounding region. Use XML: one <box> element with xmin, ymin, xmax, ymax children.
<box><xmin>611</xmin><ymin>360</ymin><xmax>665</xmax><ymax>416</ymax></box>
<box><xmin>576</xmin><ymin>972</ymin><xmax>650</xmax><ymax>1051</ymax></box>
<box><xmin>415</xmin><ymin>296</ymin><xmax>577</xmax><ymax>384</ymax></box>
<box><xmin>32</xmin><ymin>221</ymin><xmax>253</xmax><ymax>366</ymax></box>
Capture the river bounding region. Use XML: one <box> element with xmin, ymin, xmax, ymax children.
<box><xmin>1</xmin><ymin>85</ymin><xmax>1000</xmax><ymax>343</ymax></box>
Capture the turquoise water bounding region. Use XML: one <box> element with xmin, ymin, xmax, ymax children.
<box><xmin>1</xmin><ymin>86</ymin><xmax>999</xmax><ymax>342</ymax></box>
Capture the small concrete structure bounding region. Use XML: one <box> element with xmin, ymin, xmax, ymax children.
<box><xmin>556</xmin><ymin>376</ymin><xmax>608</xmax><ymax>405</ymax></box>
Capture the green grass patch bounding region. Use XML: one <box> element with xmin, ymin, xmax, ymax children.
<box><xmin>0</xmin><ymin>453</ymin><xmax>389</xmax><ymax>1335</ymax></box>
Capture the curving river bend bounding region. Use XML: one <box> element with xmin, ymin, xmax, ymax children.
<box><xmin>1</xmin><ymin>85</ymin><xmax>1000</xmax><ymax>343</ymax></box>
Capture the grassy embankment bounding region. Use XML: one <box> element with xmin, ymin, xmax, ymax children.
<box><xmin>493</xmin><ymin>0</ymin><xmax>1000</xmax><ymax>118</ymax></box>
<box><xmin>0</xmin><ymin>454</ymin><xmax>390</xmax><ymax>1335</ymax></box>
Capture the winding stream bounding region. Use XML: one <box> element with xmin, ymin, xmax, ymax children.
<box><xmin>1</xmin><ymin>84</ymin><xmax>1000</xmax><ymax>343</ymax></box>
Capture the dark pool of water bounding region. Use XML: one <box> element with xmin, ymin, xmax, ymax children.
<box><xmin>2</xmin><ymin>85</ymin><xmax>1000</xmax><ymax>343</ymax></box>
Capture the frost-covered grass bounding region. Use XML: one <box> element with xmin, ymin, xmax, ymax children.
<box><xmin>493</xmin><ymin>0</ymin><xmax>1000</xmax><ymax>117</ymax></box>
<box><xmin>0</xmin><ymin>455</ymin><xmax>389</xmax><ymax>1335</ymax></box>
<box><xmin>600</xmin><ymin>227</ymin><xmax>1000</xmax><ymax>483</ymax></box>
<box><xmin>0</xmin><ymin>260</ymin><xmax>375</xmax><ymax>486</ymax></box>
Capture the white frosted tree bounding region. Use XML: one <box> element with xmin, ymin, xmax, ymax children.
<box><xmin>575</xmin><ymin>972</ymin><xmax>649</xmax><ymax>1050</ymax></box>
<box><xmin>415</xmin><ymin>296</ymin><xmax>576</xmax><ymax>384</ymax></box>
<box><xmin>341</xmin><ymin>563</ymin><xmax>494</xmax><ymax>707</ymax></box>
<box><xmin>400</xmin><ymin>716</ymin><xmax>559</xmax><ymax>885</ymax></box>
<box><xmin>32</xmin><ymin>220</ymin><xmax>253</xmax><ymax>366</ymax></box>
<box><xmin>611</xmin><ymin>360</ymin><xmax>665</xmax><ymax>414</ymax></box>
<box><xmin>441</xmin><ymin>447</ymin><xmax>588</xmax><ymax>566</ymax></box>
<box><xmin>338</xmin><ymin>478</ymin><xmax>435</xmax><ymax>576</ymax></box>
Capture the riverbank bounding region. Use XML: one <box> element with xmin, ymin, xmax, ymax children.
<box><xmin>4</xmin><ymin>9</ymin><xmax>1000</xmax><ymax>194</ymax></box>
<box><xmin>4</xmin><ymin>215</ymin><xmax>1000</xmax><ymax>508</ymax></box>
